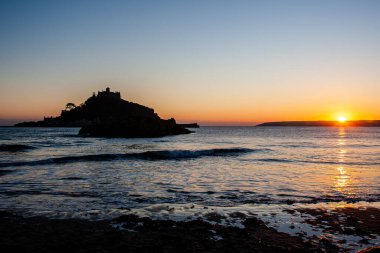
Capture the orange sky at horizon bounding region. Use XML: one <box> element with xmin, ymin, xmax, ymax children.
<box><xmin>1</xmin><ymin>85</ymin><xmax>379</xmax><ymax>126</ymax></box>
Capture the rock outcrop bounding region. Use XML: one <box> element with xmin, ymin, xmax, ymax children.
<box><xmin>15</xmin><ymin>87</ymin><xmax>193</xmax><ymax>138</ymax></box>
<box><xmin>79</xmin><ymin>118</ymin><xmax>190</xmax><ymax>138</ymax></box>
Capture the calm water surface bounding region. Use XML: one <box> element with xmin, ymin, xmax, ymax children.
<box><xmin>0</xmin><ymin>126</ymin><xmax>379</xmax><ymax>217</ymax></box>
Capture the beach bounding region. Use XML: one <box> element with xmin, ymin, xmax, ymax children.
<box><xmin>1</xmin><ymin>204</ymin><xmax>379</xmax><ymax>252</ymax></box>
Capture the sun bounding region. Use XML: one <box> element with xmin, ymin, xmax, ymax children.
<box><xmin>337</xmin><ymin>116</ymin><xmax>347</xmax><ymax>123</ymax></box>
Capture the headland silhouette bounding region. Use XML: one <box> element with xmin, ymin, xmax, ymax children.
<box><xmin>15</xmin><ymin>87</ymin><xmax>196</xmax><ymax>137</ymax></box>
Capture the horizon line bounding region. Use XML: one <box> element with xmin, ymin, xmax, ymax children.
<box><xmin>2</xmin><ymin>119</ymin><xmax>380</xmax><ymax>128</ymax></box>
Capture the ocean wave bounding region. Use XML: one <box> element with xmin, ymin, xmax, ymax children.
<box><xmin>0</xmin><ymin>169</ymin><xmax>13</xmax><ymax>176</ymax></box>
<box><xmin>257</xmin><ymin>158</ymin><xmax>294</xmax><ymax>163</ymax></box>
<box><xmin>137</xmin><ymin>148</ymin><xmax>255</xmax><ymax>160</ymax></box>
<box><xmin>0</xmin><ymin>144</ymin><xmax>35</xmax><ymax>152</ymax></box>
<box><xmin>0</xmin><ymin>147</ymin><xmax>257</xmax><ymax>168</ymax></box>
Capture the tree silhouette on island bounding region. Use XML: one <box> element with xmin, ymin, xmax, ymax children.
<box><xmin>15</xmin><ymin>87</ymin><xmax>198</xmax><ymax>137</ymax></box>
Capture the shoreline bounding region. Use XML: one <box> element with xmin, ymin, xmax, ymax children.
<box><xmin>1</xmin><ymin>203</ymin><xmax>379</xmax><ymax>253</ymax></box>
<box><xmin>0</xmin><ymin>211</ymin><xmax>324</xmax><ymax>253</ymax></box>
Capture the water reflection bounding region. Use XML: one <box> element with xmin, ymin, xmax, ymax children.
<box><xmin>335</xmin><ymin>167</ymin><xmax>349</xmax><ymax>189</ymax></box>
<box><xmin>334</xmin><ymin>127</ymin><xmax>351</xmax><ymax>195</ymax></box>
<box><xmin>337</xmin><ymin>127</ymin><xmax>346</xmax><ymax>146</ymax></box>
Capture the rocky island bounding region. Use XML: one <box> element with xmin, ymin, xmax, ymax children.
<box><xmin>15</xmin><ymin>88</ymin><xmax>194</xmax><ymax>137</ymax></box>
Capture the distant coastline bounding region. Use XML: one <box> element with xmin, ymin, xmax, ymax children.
<box><xmin>256</xmin><ymin>120</ymin><xmax>380</xmax><ymax>127</ymax></box>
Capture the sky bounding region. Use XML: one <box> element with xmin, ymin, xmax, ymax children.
<box><xmin>0</xmin><ymin>0</ymin><xmax>379</xmax><ymax>125</ymax></box>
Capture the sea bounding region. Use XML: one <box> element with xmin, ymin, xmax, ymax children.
<box><xmin>0</xmin><ymin>126</ymin><xmax>379</xmax><ymax>248</ymax></box>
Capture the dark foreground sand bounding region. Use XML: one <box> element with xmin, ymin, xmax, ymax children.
<box><xmin>295</xmin><ymin>207</ymin><xmax>380</xmax><ymax>239</ymax></box>
<box><xmin>0</xmin><ymin>208</ymin><xmax>379</xmax><ymax>253</ymax></box>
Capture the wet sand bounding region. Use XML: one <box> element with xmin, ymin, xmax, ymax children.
<box><xmin>0</xmin><ymin>206</ymin><xmax>379</xmax><ymax>253</ymax></box>
<box><xmin>0</xmin><ymin>211</ymin><xmax>320</xmax><ymax>253</ymax></box>
<box><xmin>291</xmin><ymin>206</ymin><xmax>380</xmax><ymax>250</ymax></box>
